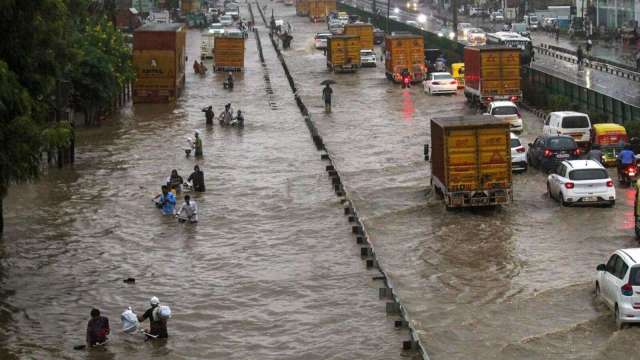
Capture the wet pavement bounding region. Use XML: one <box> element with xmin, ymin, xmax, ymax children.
<box><xmin>0</xmin><ymin>6</ymin><xmax>408</xmax><ymax>359</ymax></box>
<box><xmin>269</xmin><ymin>1</ymin><xmax>640</xmax><ymax>358</ymax></box>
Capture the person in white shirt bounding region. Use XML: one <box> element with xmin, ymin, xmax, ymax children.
<box><xmin>176</xmin><ymin>195</ymin><xmax>198</xmax><ymax>223</ymax></box>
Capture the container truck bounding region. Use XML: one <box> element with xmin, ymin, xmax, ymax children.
<box><xmin>427</xmin><ymin>115</ymin><xmax>512</xmax><ymax>208</ymax></box>
<box><xmin>295</xmin><ymin>0</ymin><xmax>309</xmax><ymax>16</ymax></box>
<box><xmin>384</xmin><ymin>34</ymin><xmax>426</xmax><ymax>83</ymax></box>
<box><xmin>133</xmin><ymin>23</ymin><xmax>186</xmax><ymax>103</ymax></box>
<box><xmin>326</xmin><ymin>35</ymin><xmax>361</xmax><ymax>72</ymax></box>
<box><xmin>463</xmin><ymin>46</ymin><xmax>521</xmax><ymax>107</ymax></box>
<box><xmin>213</xmin><ymin>34</ymin><xmax>245</xmax><ymax>71</ymax></box>
<box><xmin>308</xmin><ymin>0</ymin><xmax>336</xmax><ymax>22</ymax></box>
<box><xmin>343</xmin><ymin>23</ymin><xmax>374</xmax><ymax>50</ymax></box>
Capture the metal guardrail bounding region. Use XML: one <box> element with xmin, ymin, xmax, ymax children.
<box><xmin>536</xmin><ymin>44</ymin><xmax>640</xmax><ymax>82</ymax></box>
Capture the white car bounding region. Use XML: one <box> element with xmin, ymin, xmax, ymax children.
<box><xmin>491</xmin><ymin>11</ymin><xmax>504</xmax><ymax>22</ymax></box>
<box><xmin>314</xmin><ymin>32</ymin><xmax>331</xmax><ymax>49</ymax></box>
<box><xmin>423</xmin><ymin>72</ymin><xmax>457</xmax><ymax>95</ymax></box>
<box><xmin>595</xmin><ymin>248</ymin><xmax>640</xmax><ymax>328</ymax></box>
<box><xmin>543</xmin><ymin>111</ymin><xmax>592</xmax><ymax>148</ymax></box>
<box><xmin>510</xmin><ymin>133</ymin><xmax>527</xmax><ymax>172</ymax></box>
<box><xmin>547</xmin><ymin>160</ymin><xmax>615</xmax><ymax>206</ymax></box>
<box><xmin>219</xmin><ymin>14</ymin><xmax>234</xmax><ymax>26</ymax></box>
<box><xmin>485</xmin><ymin>101</ymin><xmax>522</xmax><ymax>133</ymax></box>
<box><xmin>466</xmin><ymin>28</ymin><xmax>486</xmax><ymax>45</ymax></box>
<box><xmin>360</xmin><ymin>49</ymin><xmax>377</xmax><ymax>67</ymax></box>
<box><xmin>207</xmin><ymin>23</ymin><xmax>225</xmax><ymax>35</ymax></box>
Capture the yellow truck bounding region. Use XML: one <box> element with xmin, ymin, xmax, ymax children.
<box><xmin>326</xmin><ymin>35</ymin><xmax>361</xmax><ymax>72</ymax></box>
<box><xmin>384</xmin><ymin>34</ymin><xmax>426</xmax><ymax>83</ymax></box>
<box><xmin>427</xmin><ymin>115</ymin><xmax>512</xmax><ymax>208</ymax></box>
<box><xmin>463</xmin><ymin>46</ymin><xmax>521</xmax><ymax>107</ymax></box>
<box><xmin>343</xmin><ymin>23</ymin><xmax>374</xmax><ymax>50</ymax></box>
<box><xmin>308</xmin><ymin>0</ymin><xmax>336</xmax><ymax>22</ymax></box>
<box><xmin>295</xmin><ymin>0</ymin><xmax>309</xmax><ymax>16</ymax></box>
<box><xmin>213</xmin><ymin>35</ymin><xmax>245</xmax><ymax>71</ymax></box>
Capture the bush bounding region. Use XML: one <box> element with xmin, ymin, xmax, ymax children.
<box><xmin>547</xmin><ymin>95</ymin><xmax>571</xmax><ymax>111</ymax></box>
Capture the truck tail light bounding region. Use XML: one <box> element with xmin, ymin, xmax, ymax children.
<box><xmin>606</xmin><ymin>180</ymin><xmax>614</xmax><ymax>187</ymax></box>
<box><xmin>543</xmin><ymin>149</ymin><xmax>553</xmax><ymax>158</ymax></box>
<box><xmin>622</xmin><ymin>283</ymin><xmax>633</xmax><ymax>296</ymax></box>
<box><xmin>564</xmin><ymin>182</ymin><xmax>574</xmax><ymax>189</ymax></box>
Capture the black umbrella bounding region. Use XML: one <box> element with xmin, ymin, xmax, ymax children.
<box><xmin>320</xmin><ymin>79</ymin><xmax>336</xmax><ymax>85</ymax></box>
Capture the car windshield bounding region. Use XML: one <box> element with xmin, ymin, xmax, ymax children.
<box><xmin>210</xmin><ymin>24</ymin><xmax>223</xmax><ymax>29</ymax></box>
<box><xmin>492</xmin><ymin>106</ymin><xmax>518</xmax><ymax>115</ymax></box>
<box><xmin>433</xmin><ymin>74</ymin><xmax>452</xmax><ymax>80</ymax></box>
<box><xmin>361</xmin><ymin>51</ymin><xmax>373</xmax><ymax>55</ymax></box>
<box><xmin>316</xmin><ymin>33</ymin><xmax>330</xmax><ymax>39</ymax></box>
<box><xmin>562</xmin><ymin>116</ymin><xmax>590</xmax><ymax>128</ymax></box>
<box><xmin>510</xmin><ymin>138</ymin><xmax>521</xmax><ymax>148</ymax></box>
<box><xmin>221</xmin><ymin>15</ymin><xmax>231</xmax><ymax>20</ymax></box>
<box><xmin>568</xmin><ymin>169</ymin><xmax>608</xmax><ymax>180</ymax></box>
<box><xmin>547</xmin><ymin>137</ymin><xmax>576</xmax><ymax>150</ymax></box>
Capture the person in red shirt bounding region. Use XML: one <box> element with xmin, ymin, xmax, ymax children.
<box><xmin>86</xmin><ymin>308</ymin><xmax>110</xmax><ymax>346</ymax></box>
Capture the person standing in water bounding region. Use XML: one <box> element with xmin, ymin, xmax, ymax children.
<box><xmin>138</xmin><ymin>296</ymin><xmax>168</xmax><ymax>339</ymax></box>
<box><xmin>322</xmin><ymin>83</ymin><xmax>333</xmax><ymax>113</ymax></box>
<box><xmin>187</xmin><ymin>165</ymin><xmax>205</xmax><ymax>192</ymax></box>
<box><xmin>86</xmin><ymin>308</ymin><xmax>110</xmax><ymax>346</ymax></box>
<box><xmin>176</xmin><ymin>195</ymin><xmax>198</xmax><ymax>223</ymax></box>
<box><xmin>194</xmin><ymin>132</ymin><xmax>203</xmax><ymax>157</ymax></box>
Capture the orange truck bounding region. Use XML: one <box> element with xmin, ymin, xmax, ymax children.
<box><xmin>463</xmin><ymin>46</ymin><xmax>521</xmax><ymax>107</ymax></box>
<box><xmin>343</xmin><ymin>23</ymin><xmax>374</xmax><ymax>50</ymax></box>
<box><xmin>427</xmin><ymin>115</ymin><xmax>512</xmax><ymax>208</ymax></box>
<box><xmin>295</xmin><ymin>0</ymin><xmax>309</xmax><ymax>16</ymax></box>
<box><xmin>384</xmin><ymin>34</ymin><xmax>426</xmax><ymax>83</ymax></box>
<box><xmin>326</xmin><ymin>35</ymin><xmax>361</xmax><ymax>72</ymax></box>
<box><xmin>213</xmin><ymin>34</ymin><xmax>245</xmax><ymax>71</ymax></box>
<box><xmin>133</xmin><ymin>23</ymin><xmax>186</xmax><ymax>103</ymax></box>
<box><xmin>308</xmin><ymin>0</ymin><xmax>336</xmax><ymax>22</ymax></box>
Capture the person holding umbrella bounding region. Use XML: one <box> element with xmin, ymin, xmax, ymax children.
<box><xmin>321</xmin><ymin>80</ymin><xmax>335</xmax><ymax>113</ymax></box>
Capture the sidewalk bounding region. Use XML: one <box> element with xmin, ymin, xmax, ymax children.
<box><xmin>532</xmin><ymin>31</ymin><xmax>638</xmax><ymax>69</ymax></box>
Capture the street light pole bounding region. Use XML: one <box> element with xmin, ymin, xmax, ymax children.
<box><xmin>452</xmin><ymin>0</ymin><xmax>458</xmax><ymax>42</ymax></box>
<box><xmin>386</xmin><ymin>0</ymin><xmax>390</xmax><ymax>34</ymax></box>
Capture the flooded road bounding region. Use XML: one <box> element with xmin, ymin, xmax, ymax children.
<box><xmin>271</xmin><ymin>2</ymin><xmax>640</xmax><ymax>359</ymax></box>
<box><xmin>0</xmin><ymin>8</ymin><xmax>407</xmax><ymax>359</ymax></box>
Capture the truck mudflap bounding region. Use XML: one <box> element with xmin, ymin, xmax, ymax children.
<box><xmin>446</xmin><ymin>189</ymin><xmax>512</xmax><ymax>207</ymax></box>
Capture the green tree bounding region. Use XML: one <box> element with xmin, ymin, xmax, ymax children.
<box><xmin>0</xmin><ymin>61</ymin><xmax>43</xmax><ymax>234</ymax></box>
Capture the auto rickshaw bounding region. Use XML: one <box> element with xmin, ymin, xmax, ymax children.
<box><xmin>591</xmin><ymin>123</ymin><xmax>628</xmax><ymax>167</ymax></box>
<box><xmin>451</xmin><ymin>63</ymin><xmax>464</xmax><ymax>89</ymax></box>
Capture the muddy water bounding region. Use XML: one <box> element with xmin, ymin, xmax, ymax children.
<box><xmin>0</xmin><ymin>9</ymin><xmax>407</xmax><ymax>360</ymax></box>
<box><xmin>271</xmin><ymin>2</ymin><xmax>640</xmax><ymax>359</ymax></box>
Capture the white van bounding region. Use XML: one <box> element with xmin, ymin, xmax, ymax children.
<box><xmin>543</xmin><ymin>111</ymin><xmax>592</xmax><ymax>147</ymax></box>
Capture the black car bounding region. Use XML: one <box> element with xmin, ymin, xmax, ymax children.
<box><xmin>527</xmin><ymin>135</ymin><xmax>580</xmax><ymax>172</ymax></box>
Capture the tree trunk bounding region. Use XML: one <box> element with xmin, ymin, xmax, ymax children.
<box><xmin>1</xmin><ymin>196</ymin><xmax>4</xmax><ymax>236</ymax></box>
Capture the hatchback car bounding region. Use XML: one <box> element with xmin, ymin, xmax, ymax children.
<box><xmin>527</xmin><ymin>135</ymin><xmax>580</xmax><ymax>172</ymax></box>
<box><xmin>595</xmin><ymin>248</ymin><xmax>640</xmax><ymax>328</ymax></box>
<box><xmin>547</xmin><ymin>160</ymin><xmax>615</xmax><ymax>206</ymax></box>
<box><xmin>466</xmin><ymin>28</ymin><xmax>486</xmax><ymax>45</ymax></box>
<box><xmin>360</xmin><ymin>49</ymin><xmax>377</xmax><ymax>67</ymax></box>
<box><xmin>219</xmin><ymin>14</ymin><xmax>234</xmax><ymax>26</ymax></box>
<box><xmin>485</xmin><ymin>101</ymin><xmax>522</xmax><ymax>133</ymax></box>
<box><xmin>423</xmin><ymin>72</ymin><xmax>457</xmax><ymax>95</ymax></box>
<box><xmin>510</xmin><ymin>133</ymin><xmax>527</xmax><ymax>172</ymax></box>
<box><xmin>314</xmin><ymin>32</ymin><xmax>331</xmax><ymax>49</ymax></box>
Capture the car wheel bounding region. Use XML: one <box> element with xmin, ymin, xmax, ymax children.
<box><xmin>547</xmin><ymin>182</ymin><xmax>553</xmax><ymax>199</ymax></box>
<box><xmin>608</xmin><ymin>200</ymin><xmax>615</xmax><ymax>207</ymax></box>
<box><xmin>615</xmin><ymin>305</ymin><xmax>625</xmax><ymax>330</ymax></box>
<box><xmin>428</xmin><ymin>87</ymin><xmax>432</xmax><ymax>95</ymax></box>
<box><xmin>636</xmin><ymin>223</ymin><xmax>640</xmax><ymax>238</ymax></box>
<box><xmin>595</xmin><ymin>282</ymin><xmax>601</xmax><ymax>300</ymax></box>
<box><xmin>560</xmin><ymin>193</ymin><xmax>568</xmax><ymax>207</ymax></box>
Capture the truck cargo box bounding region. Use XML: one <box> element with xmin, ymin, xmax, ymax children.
<box><xmin>463</xmin><ymin>46</ymin><xmax>521</xmax><ymax>106</ymax></box>
<box><xmin>384</xmin><ymin>34</ymin><xmax>426</xmax><ymax>83</ymax></box>
<box><xmin>343</xmin><ymin>23</ymin><xmax>374</xmax><ymax>50</ymax></box>
<box><xmin>429</xmin><ymin>115</ymin><xmax>512</xmax><ymax>208</ymax></box>
<box><xmin>308</xmin><ymin>0</ymin><xmax>336</xmax><ymax>22</ymax></box>
<box><xmin>326</xmin><ymin>35</ymin><xmax>361</xmax><ymax>72</ymax></box>
<box><xmin>213</xmin><ymin>35</ymin><xmax>245</xmax><ymax>71</ymax></box>
<box><xmin>296</xmin><ymin>0</ymin><xmax>309</xmax><ymax>16</ymax></box>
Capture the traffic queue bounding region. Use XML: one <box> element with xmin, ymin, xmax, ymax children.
<box><xmin>303</xmin><ymin>8</ymin><xmax>640</xmax><ymax>329</ymax></box>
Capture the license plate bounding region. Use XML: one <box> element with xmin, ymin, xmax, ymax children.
<box><xmin>582</xmin><ymin>196</ymin><xmax>598</xmax><ymax>202</ymax></box>
<box><xmin>557</xmin><ymin>154</ymin><xmax>569</xmax><ymax>159</ymax></box>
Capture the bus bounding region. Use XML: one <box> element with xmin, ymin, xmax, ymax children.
<box><xmin>486</xmin><ymin>32</ymin><xmax>533</xmax><ymax>65</ymax></box>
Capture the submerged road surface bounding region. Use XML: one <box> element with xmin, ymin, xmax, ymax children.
<box><xmin>0</xmin><ymin>7</ymin><xmax>407</xmax><ymax>359</ymax></box>
<box><xmin>269</xmin><ymin>1</ymin><xmax>640</xmax><ymax>359</ymax></box>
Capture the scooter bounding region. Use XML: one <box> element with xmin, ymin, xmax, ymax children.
<box><xmin>618</xmin><ymin>163</ymin><xmax>639</xmax><ymax>186</ymax></box>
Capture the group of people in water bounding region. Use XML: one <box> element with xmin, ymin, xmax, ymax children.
<box><xmin>153</xmin><ymin>166</ymin><xmax>205</xmax><ymax>223</ymax></box>
<box><xmin>86</xmin><ymin>296</ymin><xmax>170</xmax><ymax>347</ymax></box>
<box><xmin>202</xmin><ymin>102</ymin><xmax>244</xmax><ymax>128</ymax></box>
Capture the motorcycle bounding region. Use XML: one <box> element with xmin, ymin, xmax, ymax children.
<box><xmin>618</xmin><ymin>162</ymin><xmax>639</xmax><ymax>186</ymax></box>
<box><xmin>223</xmin><ymin>79</ymin><xmax>234</xmax><ymax>90</ymax></box>
<box><xmin>402</xmin><ymin>74</ymin><xmax>411</xmax><ymax>89</ymax></box>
